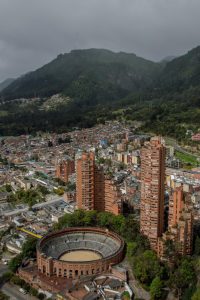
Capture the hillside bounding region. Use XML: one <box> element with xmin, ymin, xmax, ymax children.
<box><xmin>1</xmin><ymin>46</ymin><xmax>200</xmax><ymax>137</ymax></box>
<box><xmin>0</xmin><ymin>78</ymin><xmax>14</xmax><ymax>92</ymax></box>
<box><xmin>0</xmin><ymin>49</ymin><xmax>162</xmax><ymax>101</ymax></box>
<box><xmin>158</xmin><ymin>46</ymin><xmax>200</xmax><ymax>91</ymax></box>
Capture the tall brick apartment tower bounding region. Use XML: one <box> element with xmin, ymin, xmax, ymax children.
<box><xmin>56</xmin><ymin>158</ymin><xmax>75</xmax><ymax>183</ymax></box>
<box><xmin>157</xmin><ymin>186</ymin><xmax>193</xmax><ymax>258</ymax></box>
<box><xmin>76</xmin><ymin>152</ymin><xmax>122</xmax><ymax>214</ymax></box>
<box><xmin>140</xmin><ymin>137</ymin><xmax>165</xmax><ymax>251</ymax></box>
<box><xmin>168</xmin><ymin>186</ymin><xmax>193</xmax><ymax>256</ymax></box>
<box><xmin>76</xmin><ymin>152</ymin><xmax>96</xmax><ymax>210</ymax></box>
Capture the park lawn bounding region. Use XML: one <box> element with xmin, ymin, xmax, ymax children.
<box><xmin>175</xmin><ymin>150</ymin><xmax>198</xmax><ymax>166</ymax></box>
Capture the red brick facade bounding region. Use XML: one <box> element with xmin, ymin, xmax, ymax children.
<box><xmin>76</xmin><ymin>152</ymin><xmax>122</xmax><ymax>215</ymax></box>
<box><xmin>56</xmin><ymin>159</ymin><xmax>75</xmax><ymax>183</ymax></box>
<box><xmin>140</xmin><ymin>137</ymin><xmax>165</xmax><ymax>252</ymax></box>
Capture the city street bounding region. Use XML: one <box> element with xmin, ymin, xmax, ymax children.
<box><xmin>1</xmin><ymin>283</ymin><xmax>37</xmax><ymax>300</ymax></box>
<box><xmin>0</xmin><ymin>263</ymin><xmax>9</xmax><ymax>277</ymax></box>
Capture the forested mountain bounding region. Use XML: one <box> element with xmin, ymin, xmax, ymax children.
<box><xmin>158</xmin><ymin>46</ymin><xmax>200</xmax><ymax>92</ymax></box>
<box><xmin>0</xmin><ymin>49</ymin><xmax>161</xmax><ymax>101</ymax></box>
<box><xmin>0</xmin><ymin>78</ymin><xmax>14</xmax><ymax>92</ymax></box>
<box><xmin>0</xmin><ymin>47</ymin><xmax>200</xmax><ymax>137</ymax></box>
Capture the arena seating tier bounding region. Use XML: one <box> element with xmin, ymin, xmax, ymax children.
<box><xmin>41</xmin><ymin>231</ymin><xmax>121</xmax><ymax>260</ymax></box>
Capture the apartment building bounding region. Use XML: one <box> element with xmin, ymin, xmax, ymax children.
<box><xmin>140</xmin><ymin>137</ymin><xmax>165</xmax><ymax>251</ymax></box>
<box><xmin>76</xmin><ymin>152</ymin><xmax>122</xmax><ymax>215</ymax></box>
<box><xmin>56</xmin><ymin>158</ymin><xmax>75</xmax><ymax>183</ymax></box>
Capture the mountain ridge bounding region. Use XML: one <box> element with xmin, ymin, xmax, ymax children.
<box><xmin>0</xmin><ymin>48</ymin><xmax>162</xmax><ymax>101</ymax></box>
<box><xmin>0</xmin><ymin>78</ymin><xmax>15</xmax><ymax>92</ymax></box>
<box><xmin>1</xmin><ymin>46</ymin><xmax>200</xmax><ymax>138</ymax></box>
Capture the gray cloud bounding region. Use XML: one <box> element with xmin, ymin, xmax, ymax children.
<box><xmin>0</xmin><ymin>0</ymin><xmax>200</xmax><ymax>81</ymax></box>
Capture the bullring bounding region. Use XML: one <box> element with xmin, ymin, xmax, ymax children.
<box><xmin>37</xmin><ymin>227</ymin><xmax>124</xmax><ymax>279</ymax></box>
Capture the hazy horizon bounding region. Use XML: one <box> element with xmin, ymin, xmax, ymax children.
<box><xmin>1</xmin><ymin>0</ymin><xmax>200</xmax><ymax>82</ymax></box>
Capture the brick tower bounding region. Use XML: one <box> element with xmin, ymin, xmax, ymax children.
<box><xmin>140</xmin><ymin>137</ymin><xmax>165</xmax><ymax>251</ymax></box>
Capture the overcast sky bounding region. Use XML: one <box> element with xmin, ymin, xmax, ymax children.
<box><xmin>0</xmin><ymin>0</ymin><xmax>200</xmax><ymax>82</ymax></box>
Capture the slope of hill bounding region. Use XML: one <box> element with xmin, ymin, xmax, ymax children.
<box><xmin>1</xmin><ymin>46</ymin><xmax>200</xmax><ymax>138</ymax></box>
<box><xmin>0</xmin><ymin>78</ymin><xmax>14</xmax><ymax>92</ymax></box>
<box><xmin>160</xmin><ymin>56</ymin><xmax>176</xmax><ymax>63</ymax></box>
<box><xmin>158</xmin><ymin>46</ymin><xmax>200</xmax><ymax>91</ymax></box>
<box><xmin>0</xmin><ymin>49</ymin><xmax>162</xmax><ymax>101</ymax></box>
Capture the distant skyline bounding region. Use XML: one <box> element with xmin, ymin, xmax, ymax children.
<box><xmin>0</xmin><ymin>0</ymin><xmax>200</xmax><ymax>82</ymax></box>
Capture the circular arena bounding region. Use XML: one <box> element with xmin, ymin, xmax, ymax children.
<box><xmin>37</xmin><ymin>227</ymin><xmax>124</xmax><ymax>279</ymax></box>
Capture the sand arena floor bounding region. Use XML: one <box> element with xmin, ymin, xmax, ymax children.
<box><xmin>59</xmin><ymin>250</ymin><xmax>102</xmax><ymax>262</ymax></box>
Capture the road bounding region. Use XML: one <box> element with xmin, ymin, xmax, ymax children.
<box><xmin>0</xmin><ymin>264</ymin><xmax>37</xmax><ymax>300</ymax></box>
<box><xmin>0</xmin><ymin>263</ymin><xmax>9</xmax><ymax>277</ymax></box>
<box><xmin>1</xmin><ymin>283</ymin><xmax>37</xmax><ymax>300</ymax></box>
<box><xmin>121</xmin><ymin>260</ymin><xmax>150</xmax><ymax>300</ymax></box>
<box><xmin>174</xmin><ymin>144</ymin><xmax>200</xmax><ymax>160</ymax></box>
<box><xmin>165</xmin><ymin>136</ymin><xmax>200</xmax><ymax>160</ymax></box>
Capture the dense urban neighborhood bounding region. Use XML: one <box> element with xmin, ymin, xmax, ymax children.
<box><xmin>0</xmin><ymin>121</ymin><xmax>200</xmax><ymax>299</ymax></box>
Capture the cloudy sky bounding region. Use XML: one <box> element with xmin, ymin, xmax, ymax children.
<box><xmin>0</xmin><ymin>0</ymin><xmax>200</xmax><ymax>82</ymax></box>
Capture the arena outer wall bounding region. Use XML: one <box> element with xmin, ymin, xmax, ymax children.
<box><xmin>37</xmin><ymin>227</ymin><xmax>124</xmax><ymax>279</ymax></box>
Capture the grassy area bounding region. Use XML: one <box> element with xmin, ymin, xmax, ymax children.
<box><xmin>0</xmin><ymin>110</ymin><xmax>8</xmax><ymax>117</ymax></box>
<box><xmin>175</xmin><ymin>150</ymin><xmax>198</xmax><ymax>168</ymax></box>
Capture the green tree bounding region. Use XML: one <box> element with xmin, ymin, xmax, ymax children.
<box><xmin>150</xmin><ymin>277</ymin><xmax>163</xmax><ymax>299</ymax></box>
<box><xmin>192</xmin><ymin>287</ymin><xmax>200</xmax><ymax>300</ymax></box>
<box><xmin>9</xmin><ymin>237</ymin><xmax>37</xmax><ymax>272</ymax></box>
<box><xmin>133</xmin><ymin>250</ymin><xmax>162</xmax><ymax>285</ymax></box>
<box><xmin>38</xmin><ymin>293</ymin><xmax>46</xmax><ymax>300</ymax></box>
<box><xmin>5</xmin><ymin>184</ymin><xmax>12</xmax><ymax>192</ymax></box>
<box><xmin>54</xmin><ymin>187</ymin><xmax>64</xmax><ymax>196</ymax></box>
<box><xmin>10</xmin><ymin>275</ymin><xmax>25</xmax><ymax>286</ymax></box>
<box><xmin>8</xmin><ymin>254</ymin><xmax>23</xmax><ymax>272</ymax></box>
<box><xmin>121</xmin><ymin>291</ymin><xmax>131</xmax><ymax>300</ymax></box>
<box><xmin>111</xmin><ymin>214</ymin><xmax>126</xmax><ymax>235</ymax></box>
<box><xmin>194</xmin><ymin>236</ymin><xmax>200</xmax><ymax>256</ymax></box>
<box><xmin>170</xmin><ymin>258</ymin><xmax>196</xmax><ymax>298</ymax></box>
<box><xmin>30</xmin><ymin>287</ymin><xmax>38</xmax><ymax>297</ymax></box>
<box><xmin>0</xmin><ymin>271</ymin><xmax>13</xmax><ymax>283</ymax></box>
<box><xmin>126</xmin><ymin>242</ymin><xmax>137</xmax><ymax>259</ymax></box>
<box><xmin>83</xmin><ymin>210</ymin><xmax>97</xmax><ymax>226</ymax></box>
<box><xmin>21</xmin><ymin>237</ymin><xmax>37</xmax><ymax>258</ymax></box>
<box><xmin>0</xmin><ymin>291</ymin><xmax>9</xmax><ymax>300</ymax></box>
<box><xmin>97</xmin><ymin>211</ymin><xmax>114</xmax><ymax>228</ymax></box>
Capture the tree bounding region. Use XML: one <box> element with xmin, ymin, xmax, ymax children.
<box><xmin>48</xmin><ymin>141</ymin><xmax>53</xmax><ymax>147</ymax></box>
<box><xmin>30</xmin><ymin>287</ymin><xmax>38</xmax><ymax>297</ymax></box>
<box><xmin>83</xmin><ymin>210</ymin><xmax>97</xmax><ymax>226</ymax></box>
<box><xmin>121</xmin><ymin>291</ymin><xmax>131</xmax><ymax>300</ymax></box>
<box><xmin>192</xmin><ymin>287</ymin><xmax>200</xmax><ymax>300</ymax></box>
<box><xmin>133</xmin><ymin>250</ymin><xmax>162</xmax><ymax>285</ymax></box>
<box><xmin>9</xmin><ymin>237</ymin><xmax>37</xmax><ymax>272</ymax></box>
<box><xmin>8</xmin><ymin>254</ymin><xmax>23</xmax><ymax>272</ymax></box>
<box><xmin>170</xmin><ymin>258</ymin><xmax>196</xmax><ymax>298</ymax></box>
<box><xmin>0</xmin><ymin>271</ymin><xmax>13</xmax><ymax>284</ymax></box>
<box><xmin>22</xmin><ymin>237</ymin><xmax>37</xmax><ymax>258</ymax></box>
<box><xmin>111</xmin><ymin>214</ymin><xmax>126</xmax><ymax>235</ymax></box>
<box><xmin>164</xmin><ymin>239</ymin><xmax>177</xmax><ymax>259</ymax></box>
<box><xmin>5</xmin><ymin>184</ymin><xmax>12</xmax><ymax>192</ymax></box>
<box><xmin>10</xmin><ymin>275</ymin><xmax>25</xmax><ymax>286</ymax></box>
<box><xmin>0</xmin><ymin>291</ymin><xmax>9</xmax><ymax>300</ymax></box>
<box><xmin>97</xmin><ymin>211</ymin><xmax>114</xmax><ymax>228</ymax></box>
<box><xmin>54</xmin><ymin>187</ymin><xmax>64</xmax><ymax>196</ymax></box>
<box><xmin>127</xmin><ymin>242</ymin><xmax>137</xmax><ymax>259</ymax></box>
<box><xmin>38</xmin><ymin>293</ymin><xmax>46</xmax><ymax>300</ymax></box>
<box><xmin>150</xmin><ymin>277</ymin><xmax>163</xmax><ymax>299</ymax></box>
<box><xmin>194</xmin><ymin>236</ymin><xmax>200</xmax><ymax>256</ymax></box>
